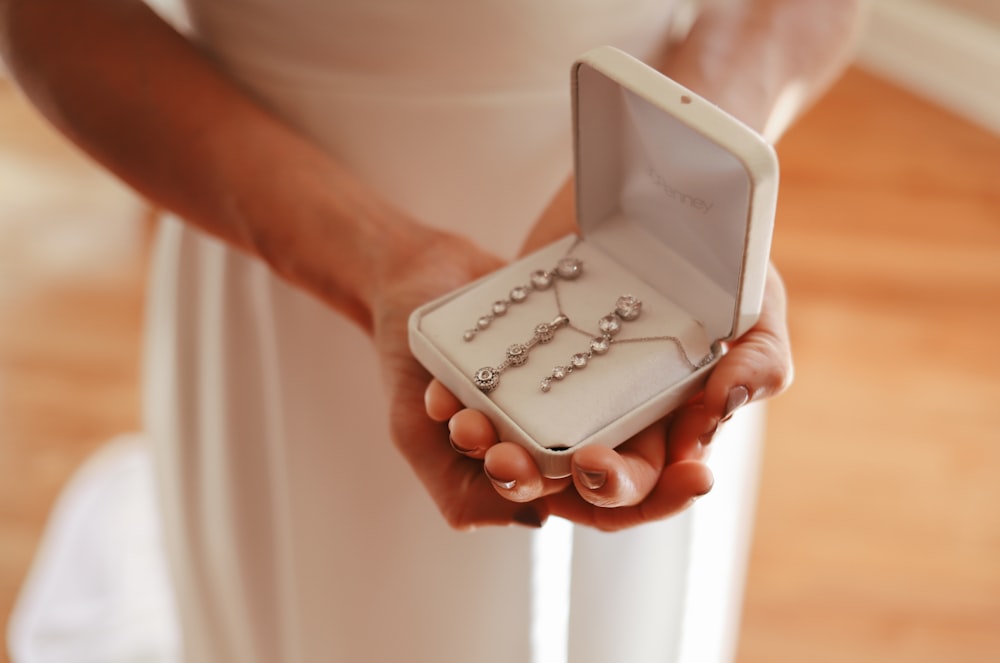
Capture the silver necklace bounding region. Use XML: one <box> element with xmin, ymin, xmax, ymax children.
<box><xmin>466</xmin><ymin>240</ymin><xmax>715</xmax><ymax>395</ymax></box>
<box><xmin>540</xmin><ymin>292</ymin><xmax>715</xmax><ymax>393</ymax></box>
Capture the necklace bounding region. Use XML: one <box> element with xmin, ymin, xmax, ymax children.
<box><xmin>466</xmin><ymin>238</ymin><xmax>716</xmax><ymax>395</ymax></box>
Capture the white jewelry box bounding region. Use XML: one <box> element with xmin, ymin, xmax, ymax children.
<box><xmin>408</xmin><ymin>46</ymin><xmax>778</xmax><ymax>478</ymax></box>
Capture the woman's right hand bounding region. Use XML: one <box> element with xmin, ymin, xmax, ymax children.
<box><xmin>369</xmin><ymin>227</ymin><xmax>558</xmax><ymax>529</ymax></box>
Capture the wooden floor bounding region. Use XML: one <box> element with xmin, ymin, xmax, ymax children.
<box><xmin>1</xmin><ymin>67</ymin><xmax>998</xmax><ymax>662</ymax></box>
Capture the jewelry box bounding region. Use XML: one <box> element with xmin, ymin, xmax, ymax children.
<box><xmin>408</xmin><ymin>46</ymin><xmax>779</xmax><ymax>478</ymax></box>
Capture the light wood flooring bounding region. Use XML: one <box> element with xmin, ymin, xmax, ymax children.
<box><xmin>1</xmin><ymin>68</ymin><xmax>998</xmax><ymax>662</ymax></box>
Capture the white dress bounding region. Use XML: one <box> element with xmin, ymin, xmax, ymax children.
<box><xmin>9</xmin><ymin>1</ymin><xmax>764</xmax><ymax>662</ymax></box>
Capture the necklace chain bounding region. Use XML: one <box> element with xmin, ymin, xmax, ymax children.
<box><xmin>550</xmin><ymin>241</ymin><xmax>715</xmax><ymax>371</ymax></box>
<box><xmin>471</xmin><ymin>237</ymin><xmax>718</xmax><ymax>393</ymax></box>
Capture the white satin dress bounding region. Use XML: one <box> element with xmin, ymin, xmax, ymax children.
<box><xmin>10</xmin><ymin>1</ymin><xmax>764</xmax><ymax>662</ymax></box>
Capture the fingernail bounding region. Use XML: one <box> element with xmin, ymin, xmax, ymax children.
<box><xmin>698</xmin><ymin>421</ymin><xmax>719</xmax><ymax>446</ymax></box>
<box><xmin>449</xmin><ymin>435</ymin><xmax>478</xmax><ymax>456</ymax></box>
<box><xmin>722</xmin><ymin>385</ymin><xmax>750</xmax><ymax>421</ymax></box>
<box><xmin>484</xmin><ymin>466</ymin><xmax>516</xmax><ymax>491</ymax></box>
<box><xmin>576</xmin><ymin>467</ymin><xmax>607</xmax><ymax>491</ymax></box>
<box><xmin>513</xmin><ymin>506</ymin><xmax>544</xmax><ymax>528</ymax></box>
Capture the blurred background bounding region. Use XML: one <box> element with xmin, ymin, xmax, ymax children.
<box><xmin>1</xmin><ymin>0</ymin><xmax>998</xmax><ymax>661</ymax></box>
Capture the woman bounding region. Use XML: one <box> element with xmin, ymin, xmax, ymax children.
<box><xmin>1</xmin><ymin>1</ymin><xmax>860</xmax><ymax>661</ymax></box>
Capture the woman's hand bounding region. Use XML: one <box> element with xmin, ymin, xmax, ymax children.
<box><xmin>429</xmin><ymin>262</ymin><xmax>793</xmax><ymax>531</ymax></box>
<box><xmin>422</xmin><ymin>175</ymin><xmax>792</xmax><ymax>531</ymax></box>
<box><xmin>370</xmin><ymin>227</ymin><xmax>552</xmax><ymax>530</ymax></box>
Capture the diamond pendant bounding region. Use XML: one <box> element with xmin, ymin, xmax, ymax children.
<box><xmin>540</xmin><ymin>295</ymin><xmax>641</xmax><ymax>393</ymax></box>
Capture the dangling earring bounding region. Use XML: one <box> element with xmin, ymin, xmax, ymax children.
<box><xmin>472</xmin><ymin>314</ymin><xmax>570</xmax><ymax>393</ymax></box>
<box><xmin>540</xmin><ymin>295</ymin><xmax>641</xmax><ymax>393</ymax></box>
<box><xmin>462</xmin><ymin>257</ymin><xmax>583</xmax><ymax>342</ymax></box>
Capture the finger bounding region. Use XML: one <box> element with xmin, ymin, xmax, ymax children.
<box><xmin>634</xmin><ymin>459</ymin><xmax>714</xmax><ymax>522</ymax></box>
<box><xmin>393</xmin><ymin>413</ymin><xmax>551</xmax><ymax>529</ymax></box>
<box><xmin>548</xmin><ymin>459</ymin><xmax>713</xmax><ymax>532</ymax></box>
<box><xmin>702</xmin><ymin>265</ymin><xmax>794</xmax><ymax>424</ymax></box>
<box><xmin>665</xmin><ymin>404</ymin><xmax>717</xmax><ymax>460</ymax></box>
<box><xmin>424</xmin><ymin>379</ymin><xmax>463</xmax><ymax>422</ymax></box>
<box><xmin>439</xmin><ymin>462</ymin><xmax>552</xmax><ymax>530</ymax></box>
<box><xmin>570</xmin><ymin>423</ymin><xmax>666</xmax><ymax>508</ymax></box>
<box><xmin>395</xmin><ymin>370</ymin><xmax>549</xmax><ymax>530</ymax></box>
<box><xmin>447</xmin><ymin>408</ymin><xmax>498</xmax><ymax>459</ymax></box>
<box><xmin>483</xmin><ymin>442</ymin><xmax>571</xmax><ymax>503</ymax></box>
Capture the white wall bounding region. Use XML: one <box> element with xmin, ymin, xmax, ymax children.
<box><xmin>856</xmin><ymin>0</ymin><xmax>1000</xmax><ymax>135</ymax></box>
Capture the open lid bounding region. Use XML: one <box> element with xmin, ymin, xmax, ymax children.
<box><xmin>573</xmin><ymin>46</ymin><xmax>779</xmax><ymax>342</ymax></box>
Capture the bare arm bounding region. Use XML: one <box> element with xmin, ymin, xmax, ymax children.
<box><xmin>0</xmin><ymin>0</ymin><xmax>451</xmax><ymax>331</ymax></box>
<box><xmin>1</xmin><ymin>0</ymin><xmax>537</xmax><ymax>528</ymax></box>
<box><xmin>658</xmin><ymin>0</ymin><xmax>865</xmax><ymax>140</ymax></box>
<box><xmin>524</xmin><ymin>0</ymin><xmax>865</xmax><ymax>250</ymax></box>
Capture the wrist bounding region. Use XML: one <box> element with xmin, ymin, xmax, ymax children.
<box><xmin>657</xmin><ymin>0</ymin><xmax>863</xmax><ymax>139</ymax></box>
<box><xmin>232</xmin><ymin>153</ymin><xmax>419</xmax><ymax>332</ymax></box>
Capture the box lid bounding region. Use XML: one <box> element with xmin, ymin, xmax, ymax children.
<box><xmin>573</xmin><ymin>46</ymin><xmax>779</xmax><ymax>342</ymax></box>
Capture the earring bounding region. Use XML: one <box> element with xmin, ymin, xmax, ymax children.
<box><xmin>462</xmin><ymin>257</ymin><xmax>583</xmax><ymax>342</ymax></box>
<box><xmin>540</xmin><ymin>295</ymin><xmax>641</xmax><ymax>393</ymax></box>
<box><xmin>472</xmin><ymin>314</ymin><xmax>570</xmax><ymax>393</ymax></box>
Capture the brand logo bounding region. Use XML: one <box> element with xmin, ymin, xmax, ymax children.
<box><xmin>648</xmin><ymin>168</ymin><xmax>713</xmax><ymax>214</ymax></box>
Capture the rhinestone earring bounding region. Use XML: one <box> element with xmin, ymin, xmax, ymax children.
<box><xmin>540</xmin><ymin>295</ymin><xmax>642</xmax><ymax>393</ymax></box>
<box><xmin>462</xmin><ymin>257</ymin><xmax>583</xmax><ymax>342</ymax></box>
<box><xmin>472</xmin><ymin>314</ymin><xmax>570</xmax><ymax>393</ymax></box>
